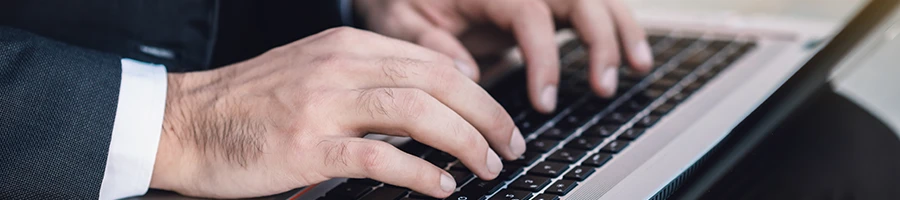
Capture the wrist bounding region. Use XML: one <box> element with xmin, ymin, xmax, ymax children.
<box><xmin>150</xmin><ymin>72</ymin><xmax>198</xmax><ymax>192</ymax></box>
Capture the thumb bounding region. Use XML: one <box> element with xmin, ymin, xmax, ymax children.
<box><xmin>416</xmin><ymin>28</ymin><xmax>481</xmax><ymax>81</ymax></box>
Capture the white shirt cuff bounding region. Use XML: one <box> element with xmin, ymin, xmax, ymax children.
<box><xmin>99</xmin><ymin>59</ymin><xmax>168</xmax><ymax>200</ymax></box>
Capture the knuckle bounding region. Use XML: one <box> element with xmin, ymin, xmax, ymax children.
<box><xmin>396</xmin><ymin>89</ymin><xmax>429</xmax><ymax>120</ymax></box>
<box><xmin>357</xmin><ymin>141</ymin><xmax>391</xmax><ymax>174</ymax></box>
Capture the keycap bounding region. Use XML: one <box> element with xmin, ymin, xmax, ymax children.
<box><xmin>425</xmin><ymin>151</ymin><xmax>457</xmax><ymax>162</ymax></box>
<box><xmin>509</xmin><ymin>175</ymin><xmax>551</xmax><ymax>192</ymax></box>
<box><xmin>346</xmin><ymin>178</ymin><xmax>381</xmax><ymax>186</ymax></box>
<box><xmin>449</xmin><ymin>169</ymin><xmax>474</xmax><ymax>186</ymax></box>
<box><xmin>649</xmin><ymin>78</ymin><xmax>679</xmax><ymax>90</ymax></box>
<box><xmin>529</xmin><ymin>161</ymin><xmax>570</xmax><ymax>177</ymax></box>
<box><xmin>564</xmin><ymin>136</ymin><xmax>604</xmax><ymax>150</ymax></box>
<box><xmin>633</xmin><ymin>115</ymin><xmax>661</xmax><ymax>128</ymax></box>
<box><xmin>648</xmin><ymin>35</ymin><xmax>666</xmax><ymax>45</ymax></box>
<box><xmin>559</xmin><ymin>39</ymin><xmax>582</xmax><ymax>57</ymax></box>
<box><xmin>408</xmin><ymin>192</ymin><xmax>437</xmax><ymax>200</ymax></box>
<box><xmin>527</xmin><ymin>139</ymin><xmax>559</xmax><ymax>153</ymax></box>
<box><xmin>461</xmin><ymin>178</ymin><xmax>505</xmax><ymax>197</ymax></box>
<box><xmin>546</xmin><ymin>148</ymin><xmax>587</xmax><ymax>163</ymax></box>
<box><xmin>583</xmin><ymin>153</ymin><xmax>613</xmax><ymax>167</ymax></box>
<box><xmin>620</xmin><ymin>100</ymin><xmax>649</xmax><ymax>112</ymax></box>
<box><xmin>489</xmin><ymin>190</ymin><xmax>534</xmax><ymax>200</ymax></box>
<box><xmin>683</xmin><ymin>81</ymin><xmax>704</xmax><ymax>94</ymax></box>
<box><xmin>499</xmin><ymin>164</ymin><xmax>526</xmax><ymax>180</ymax></box>
<box><xmin>545</xmin><ymin>180</ymin><xmax>578</xmax><ymax>195</ymax></box>
<box><xmin>652</xmin><ymin>103</ymin><xmax>676</xmax><ymax>115</ymax></box>
<box><xmin>450</xmin><ymin>162</ymin><xmax>470</xmax><ymax>171</ymax></box>
<box><xmin>510</xmin><ymin>151</ymin><xmax>542</xmax><ymax>166</ymax></box>
<box><xmin>326</xmin><ymin>183</ymin><xmax>373</xmax><ymax>199</ymax></box>
<box><xmin>600</xmin><ymin>112</ymin><xmax>635</xmax><ymax>125</ymax></box>
<box><xmin>538</xmin><ymin>127</ymin><xmax>574</xmax><ymax>140</ymax></box>
<box><xmin>583</xmin><ymin>125</ymin><xmax>618</xmax><ymax>137</ymax></box>
<box><xmin>359</xmin><ymin>186</ymin><xmax>408</xmax><ymax>200</ymax></box>
<box><xmin>555</xmin><ymin>115</ymin><xmax>590</xmax><ymax>130</ymax></box>
<box><xmin>618</xmin><ymin>128</ymin><xmax>646</xmax><ymax>140</ymax></box>
<box><xmin>600</xmin><ymin>140</ymin><xmax>631</xmax><ymax>153</ymax></box>
<box><xmin>564</xmin><ymin>166</ymin><xmax>596</xmax><ymax>181</ymax></box>
<box><xmin>445</xmin><ymin>192</ymin><xmax>484</xmax><ymax>200</ymax></box>
<box><xmin>670</xmin><ymin>92</ymin><xmax>688</xmax><ymax>103</ymax></box>
<box><xmin>531</xmin><ymin>194</ymin><xmax>560</xmax><ymax>200</ymax></box>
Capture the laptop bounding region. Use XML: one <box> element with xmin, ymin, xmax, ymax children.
<box><xmin>138</xmin><ymin>0</ymin><xmax>891</xmax><ymax>199</ymax></box>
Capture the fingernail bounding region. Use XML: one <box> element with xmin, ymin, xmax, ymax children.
<box><xmin>486</xmin><ymin>148</ymin><xmax>503</xmax><ymax>175</ymax></box>
<box><xmin>602</xmin><ymin>67</ymin><xmax>618</xmax><ymax>96</ymax></box>
<box><xmin>454</xmin><ymin>59</ymin><xmax>476</xmax><ymax>79</ymax></box>
<box><xmin>540</xmin><ymin>85</ymin><xmax>558</xmax><ymax>112</ymax></box>
<box><xmin>439</xmin><ymin>173</ymin><xmax>456</xmax><ymax>193</ymax></box>
<box><xmin>508</xmin><ymin>128</ymin><xmax>526</xmax><ymax>158</ymax></box>
<box><xmin>634</xmin><ymin>41</ymin><xmax>653</xmax><ymax>67</ymax></box>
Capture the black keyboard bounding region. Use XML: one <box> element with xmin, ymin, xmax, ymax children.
<box><xmin>316</xmin><ymin>32</ymin><xmax>756</xmax><ymax>200</ymax></box>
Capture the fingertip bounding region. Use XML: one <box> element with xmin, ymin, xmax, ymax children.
<box><xmin>592</xmin><ymin>66</ymin><xmax>618</xmax><ymax>98</ymax></box>
<box><xmin>439</xmin><ymin>172</ymin><xmax>456</xmax><ymax>194</ymax></box>
<box><xmin>539</xmin><ymin>84</ymin><xmax>558</xmax><ymax>113</ymax></box>
<box><xmin>631</xmin><ymin>40</ymin><xmax>654</xmax><ymax>73</ymax></box>
<box><xmin>454</xmin><ymin>59</ymin><xmax>480</xmax><ymax>81</ymax></box>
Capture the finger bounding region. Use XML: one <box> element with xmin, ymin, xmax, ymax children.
<box><xmin>605</xmin><ymin>0</ymin><xmax>653</xmax><ymax>72</ymax></box>
<box><xmin>416</xmin><ymin>28</ymin><xmax>480</xmax><ymax>81</ymax></box>
<box><xmin>570</xmin><ymin>0</ymin><xmax>622</xmax><ymax>97</ymax></box>
<box><xmin>342</xmin><ymin>88</ymin><xmax>503</xmax><ymax>180</ymax></box>
<box><xmin>344</xmin><ymin>48</ymin><xmax>524</xmax><ymax>161</ymax></box>
<box><xmin>460</xmin><ymin>0</ymin><xmax>561</xmax><ymax>113</ymax></box>
<box><xmin>316</xmin><ymin>138</ymin><xmax>456</xmax><ymax>198</ymax></box>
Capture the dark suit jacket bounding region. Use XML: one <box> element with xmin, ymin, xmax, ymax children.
<box><xmin>0</xmin><ymin>1</ymin><xmax>345</xmax><ymax>198</ymax></box>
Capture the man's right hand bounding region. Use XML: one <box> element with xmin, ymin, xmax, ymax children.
<box><xmin>148</xmin><ymin>27</ymin><xmax>526</xmax><ymax>199</ymax></box>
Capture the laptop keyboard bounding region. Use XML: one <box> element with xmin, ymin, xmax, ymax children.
<box><xmin>316</xmin><ymin>32</ymin><xmax>756</xmax><ymax>200</ymax></box>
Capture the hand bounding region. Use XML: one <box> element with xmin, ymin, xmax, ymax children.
<box><xmin>149</xmin><ymin>27</ymin><xmax>526</xmax><ymax>199</ymax></box>
<box><xmin>356</xmin><ymin>0</ymin><xmax>653</xmax><ymax>113</ymax></box>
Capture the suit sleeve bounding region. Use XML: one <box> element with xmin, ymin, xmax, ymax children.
<box><xmin>0</xmin><ymin>26</ymin><xmax>122</xmax><ymax>199</ymax></box>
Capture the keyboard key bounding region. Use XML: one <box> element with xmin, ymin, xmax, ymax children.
<box><xmin>600</xmin><ymin>112</ymin><xmax>635</xmax><ymax>125</ymax></box>
<box><xmin>531</xmin><ymin>194</ymin><xmax>560</xmax><ymax>200</ymax></box>
<box><xmin>633</xmin><ymin>115</ymin><xmax>661</xmax><ymax>128</ymax></box>
<box><xmin>564</xmin><ymin>136</ymin><xmax>604</xmax><ymax>150</ymax></box>
<box><xmin>460</xmin><ymin>178</ymin><xmax>505</xmax><ymax>197</ymax></box>
<box><xmin>449</xmin><ymin>169</ymin><xmax>474</xmax><ymax>186</ymax></box>
<box><xmin>529</xmin><ymin>162</ymin><xmax>570</xmax><ymax>177</ymax></box>
<box><xmin>360</xmin><ymin>186</ymin><xmax>408</xmax><ymax>200</ymax></box>
<box><xmin>600</xmin><ymin>140</ymin><xmax>631</xmax><ymax>153</ymax></box>
<box><xmin>408</xmin><ymin>192</ymin><xmax>438</xmax><ymax>199</ymax></box>
<box><xmin>489</xmin><ymin>189</ymin><xmax>534</xmax><ymax>200</ymax></box>
<box><xmin>499</xmin><ymin>164</ymin><xmax>526</xmax><ymax>180</ymax></box>
<box><xmin>563</xmin><ymin>166</ymin><xmax>596</xmax><ymax>181</ymax></box>
<box><xmin>425</xmin><ymin>151</ymin><xmax>456</xmax><ymax>162</ymax></box>
<box><xmin>538</xmin><ymin>127</ymin><xmax>574</xmax><ymax>140</ymax></box>
<box><xmin>670</xmin><ymin>92</ymin><xmax>688</xmax><ymax>103</ymax></box>
<box><xmin>683</xmin><ymin>81</ymin><xmax>704</xmax><ymax>94</ymax></box>
<box><xmin>509</xmin><ymin>175</ymin><xmax>551</xmax><ymax>192</ymax></box>
<box><xmin>527</xmin><ymin>139</ymin><xmax>560</xmax><ymax>153</ymax></box>
<box><xmin>510</xmin><ymin>151</ymin><xmax>542</xmax><ymax>166</ymax></box>
<box><xmin>649</xmin><ymin>78</ymin><xmax>679</xmax><ymax>90</ymax></box>
<box><xmin>652</xmin><ymin>103</ymin><xmax>676</xmax><ymax>115</ymax></box>
<box><xmin>618</xmin><ymin>128</ymin><xmax>646</xmax><ymax>140</ymax></box>
<box><xmin>326</xmin><ymin>183</ymin><xmax>373</xmax><ymax>199</ymax></box>
<box><xmin>583</xmin><ymin>153</ymin><xmax>613</xmax><ymax>167</ymax></box>
<box><xmin>620</xmin><ymin>100</ymin><xmax>649</xmax><ymax>112</ymax></box>
<box><xmin>555</xmin><ymin>114</ymin><xmax>590</xmax><ymax>130</ymax></box>
<box><xmin>545</xmin><ymin>180</ymin><xmax>578</xmax><ymax>196</ymax></box>
<box><xmin>583</xmin><ymin>124</ymin><xmax>618</xmax><ymax>137</ymax></box>
<box><xmin>346</xmin><ymin>178</ymin><xmax>381</xmax><ymax>186</ymax></box>
<box><xmin>446</xmin><ymin>192</ymin><xmax>484</xmax><ymax>200</ymax></box>
<box><xmin>546</xmin><ymin>148</ymin><xmax>587</xmax><ymax>163</ymax></box>
<box><xmin>559</xmin><ymin>39</ymin><xmax>582</xmax><ymax>56</ymax></box>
